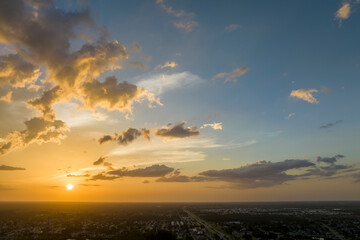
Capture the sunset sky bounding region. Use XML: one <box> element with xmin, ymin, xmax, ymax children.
<box><xmin>0</xmin><ymin>0</ymin><xmax>359</xmax><ymax>202</ymax></box>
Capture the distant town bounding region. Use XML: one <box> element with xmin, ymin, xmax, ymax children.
<box><xmin>0</xmin><ymin>202</ymin><xmax>359</xmax><ymax>240</ymax></box>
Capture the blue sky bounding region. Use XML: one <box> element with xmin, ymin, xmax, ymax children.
<box><xmin>0</xmin><ymin>0</ymin><xmax>359</xmax><ymax>201</ymax></box>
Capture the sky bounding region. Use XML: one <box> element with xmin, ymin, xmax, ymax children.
<box><xmin>0</xmin><ymin>0</ymin><xmax>359</xmax><ymax>202</ymax></box>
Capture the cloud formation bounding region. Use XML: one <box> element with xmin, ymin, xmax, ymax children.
<box><xmin>98</xmin><ymin>127</ymin><xmax>150</xmax><ymax>146</ymax></box>
<box><xmin>201</xmin><ymin>122</ymin><xmax>223</xmax><ymax>130</ymax></box>
<box><xmin>81</xmin><ymin>76</ymin><xmax>160</xmax><ymax>114</ymax></box>
<box><xmin>155</xmin><ymin>61</ymin><xmax>178</xmax><ymax>69</ymax></box>
<box><xmin>156</xmin><ymin>0</ymin><xmax>198</xmax><ymax>32</ymax></box>
<box><xmin>335</xmin><ymin>3</ymin><xmax>351</xmax><ymax>21</ymax></box>
<box><xmin>129</xmin><ymin>61</ymin><xmax>148</xmax><ymax>70</ymax></box>
<box><xmin>212</xmin><ymin>67</ymin><xmax>248</xmax><ymax>83</ymax></box>
<box><xmin>0</xmin><ymin>165</ymin><xmax>25</xmax><ymax>171</ymax></box>
<box><xmin>317</xmin><ymin>154</ymin><xmax>345</xmax><ymax>164</ymax></box>
<box><xmin>137</xmin><ymin>72</ymin><xmax>203</xmax><ymax>95</ymax></box>
<box><xmin>0</xmin><ymin>117</ymin><xmax>68</xmax><ymax>156</ymax></box>
<box><xmin>224</xmin><ymin>24</ymin><xmax>241</xmax><ymax>33</ymax></box>
<box><xmin>0</xmin><ymin>91</ymin><xmax>12</xmax><ymax>103</ymax></box>
<box><xmin>89</xmin><ymin>164</ymin><xmax>174</xmax><ymax>181</ymax></box>
<box><xmin>290</xmin><ymin>89</ymin><xmax>319</xmax><ymax>104</ymax></box>
<box><xmin>0</xmin><ymin>54</ymin><xmax>40</xmax><ymax>87</ymax></box>
<box><xmin>198</xmin><ymin>159</ymin><xmax>315</xmax><ymax>188</ymax></box>
<box><xmin>155</xmin><ymin>122</ymin><xmax>199</xmax><ymax>139</ymax></box>
<box><xmin>320</xmin><ymin>120</ymin><xmax>343</xmax><ymax>129</ymax></box>
<box><xmin>93</xmin><ymin>156</ymin><xmax>108</xmax><ymax>165</ymax></box>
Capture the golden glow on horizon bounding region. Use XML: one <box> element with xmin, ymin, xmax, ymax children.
<box><xmin>66</xmin><ymin>184</ymin><xmax>74</xmax><ymax>191</ymax></box>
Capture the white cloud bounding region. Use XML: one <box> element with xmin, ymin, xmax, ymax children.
<box><xmin>109</xmin><ymin>137</ymin><xmax>221</xmax><ymax>166</ymax></box>
<box><xmin>201</xmin><ymin>122</ymin><xmax>223</xmax><ymax>130</ymax></box>
<box><xmin>287</xmin><ymin>113</ymin><xmax>295</xmax><ymax>119</ymax></box>
<box><xmin>136</xmin><ymin>71</ymin><xmax>203</xmax><ymax>95</ymax></box>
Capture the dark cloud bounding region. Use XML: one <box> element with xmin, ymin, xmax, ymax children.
<box><xmin>98</xmin><ymin>135</ymin><xmax>113</xmax><ymax>144</ymax></box>
<box><xmin>81</xmin><ymin>76</ymin><xmax>158</xmax><ymax>112</ymax></box>
<box><xmin>88</xmin><ymin>173</ymin><xmax>118</xmax><ymax>181</ymax></box>
<box><xmin>98</xmin><ymin>127</ymin><xmax>151</xmax><ymax>146</ymax></box>
<box><xmin>0</xmin><ymin>54</ymin><xmax>40</xmax><ymax>87</ymax></box>
<box><xmin>108</xmin><ymin>164</ymin><xmax>174</xmax><ymax>178</ymax></box>
<box><xmin>155</xmin><ymin>122</ymin><xmax>199</xmax><ymax>139</ymax></box>
<box><xmin>66</xmin><ymin>174</ymin><xmax>90</xmax><ymax>177</ymax></box>
<box><xmin>93</xmin><ymin>156</ymin><xmax>107</xmax><ymax>166</ymax></box>
<box><xmin>0</xmin><ymin>164</ymin><xmax>25</xmax><ymax>171</ymax></box>
<box><xmin>320</xmin><ymin>120</ymin><xmax>343</xmax><ymax>129</ymax></box>
<box><xmin>197</xmin><ymin>159</ymin><xmax>315</xmax><ymax>188</ymax></box>
<box><xmin>317</xmin><ymin>154</ymin><xmax>344</xmax><ymax>164</ymax></box>
<box><xmin>156</xmin><ymin>175</ymin><xmax>206</xmax><ymax>183</ymax></box>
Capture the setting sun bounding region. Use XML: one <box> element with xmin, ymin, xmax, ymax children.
<box><xmin>66</xmin><ymin>184</ymin><xmax>74</xmax><ymax>191</ymax></box>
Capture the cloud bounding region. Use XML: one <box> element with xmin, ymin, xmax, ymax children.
<box><xmin>0</xmin><ymin>0</ymin><xmax>161</xmax><ymax>155</ymax></box>
<box><xmin>156</xmin><ymin>0</ymin><xmax>198</xmax><ymax>32</ymax></box>
<box><xmin>81</xmin><ymin>76</ymin><xmax>161</xmax><ymax>114</ymax></box>
<box><xmin>335</xmin><ymin>3</ymin><xmax>351</xmax><ymax>21</ymax></box>
<box><xmin>93</xmin><ymin>156</ymin><xmax>108</xmax><ymax>165</ymax></box>
<box><xmin>317</xmin><ymin>154</ymin><xmax>345</xmax><ymax>164</ymax></box>
<box><xmin>212</xmin><ymin>67</ymin><xmax>248</xmax><ymax>83</ymax></box>
<box><xmin>66</xmin><ymin>173</ymin><xmax>90</xmax><ymax>177</ymax></box>
<box><xmin>137</xmin><ymin>72</ymin><xmax>203</xmax><ymax>95</ymax></box>
<box><xmin>201</xmin><ymin>122</ymin><xmax>223</xmax><ymax>130</ymax></box>
<box><xmin>0</xmin><ymin>91</ymin><xmax>12</xmax><ymax>102</ymax></box>
<box><xmin>320</xmin><ymin>120</ymin><xmax>343</xmax><ymax>129</ymax></box>
<box><xmin>89</xmin><ymin>164</ymin><xmax>175</xmax><ymax>181</ymax></box>
<box><xmin>108</xmin><ymin>164</ymin><xmax>174</xmax><ymax>177</ymax></box>
<box><xmin>198</xmin><ymin>159</ymin><xmax>315</xmax><ymax>188</ymax></box>
<box><xmin>0</xmin><ymin>54</ymin><xmax>40</xmax><ymax>87</ymax></box>
<box><xmin>287</xmin><ymin>113</ymin><xmax>295</xmax><ymax>119</ymax></box>
<box><xmin>0</xmin><ymin>164</ymin><xmax>25</xmax><ymax>171</ymax></box>
<box><xmin>352</xmin><ymin>172</ymin><xmax>360</xmax><ymax>182</ymax></box>
<box><xmin>117</xmin><ymin>127</ymin><xmax>151</xmax><ymax>145</ymax></box>
<box><xmin>109</xmin><ymin>137</ymin><xmax>221</xmax><ymax>165</ymax></box>
<box><xmin>88</xmin><ymin>173</ymin><xmax>118</xmax><ymax>181</ymax></box>
<box><xmin>155</xmin><ymin>122</ymin><xmax>199</xmax><ymax>139</ymax></box>
<box><xmin>290</xmin><ymin>89</ymin><xmax>319</xmax><ymax>104</ymax></box>
<box><xmin>129</xmin><ymin>61</ymin><xmax>148</xmax><ymax>70</ymax></box>
<box><xmin>129</xmin><ymin>42</ymin><xmax>142</xmax><ymax>53</ymax></box>
<box><xmin>155</xmin><ymin>61</ymin><xmax>178</xmax><ymax>69</ymax></box>
<box><xmin>224</xmin><ymin>24</ymin><xmax>241</xmax><ymax>33</ymax></box>
<box><xmin>98</xmin><ymin>135</ymin><xmax>113</xmax><ymax>144</ymax></box>
<box><xmin>302</xmin><ymin>155</ymin><xmax>352</xmax><ymax>177</ymax></box>
<box><xmin>0</xmin><ymin>116</ymin><xmax>68</xmax><ymax>156</ymax></box>
<box><xmin>223</xmin><ymin>157</ymin><xmax>231</xmax><ymax>161</ymax></box>
<box><xmin>98</xmin><ymin>127</ymin><xmax>151</xmax><ymax>146</ymax></box>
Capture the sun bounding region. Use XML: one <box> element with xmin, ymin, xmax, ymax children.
<box><xmin>66</xmin><ymin>184</ymin><xmax>74</xmax><ymax>190</ymax></box>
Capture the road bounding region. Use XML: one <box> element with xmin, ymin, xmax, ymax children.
<box><xmin>183</xmin><ymin>208</ymin><xmax>232</xmax><ymax>240</ymax></box>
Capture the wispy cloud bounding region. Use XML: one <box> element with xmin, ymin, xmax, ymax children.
<box><xmin>212</xmin><ymin>67</ymin><xmax>248</xmax><ymax>83</ymax></box>
<box><xmin>156</xmin><ymin>0</ymin><xmax>198</xmax><ymax>32</ymax></box>
<box><xmin>335</xmin><ymin>2</ymin><xmax>351</xmax><ymax>22</ymax></box>
<box><xmin>137</xmin><ymin>72</ymin><xmax>203</xmax><ymax>95</ymax></box>
<box><xmin>224</xmin><ymin>24</ymin><xmax>241</xmax><ymax>33</ymax></box>
<box><xmin>155</xmin><ymin>61</ymin><xmax>178</xmax><ymax>69</ymax></box>
<box><xmin>290</xmin><ymin>88</ymin><xmax>319</xmax><ymax>104</ymax></box>
<box><xmin>320</xmin><ymin>120</ymin><xmax>343</xmax><ymax>129</ymax></box>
